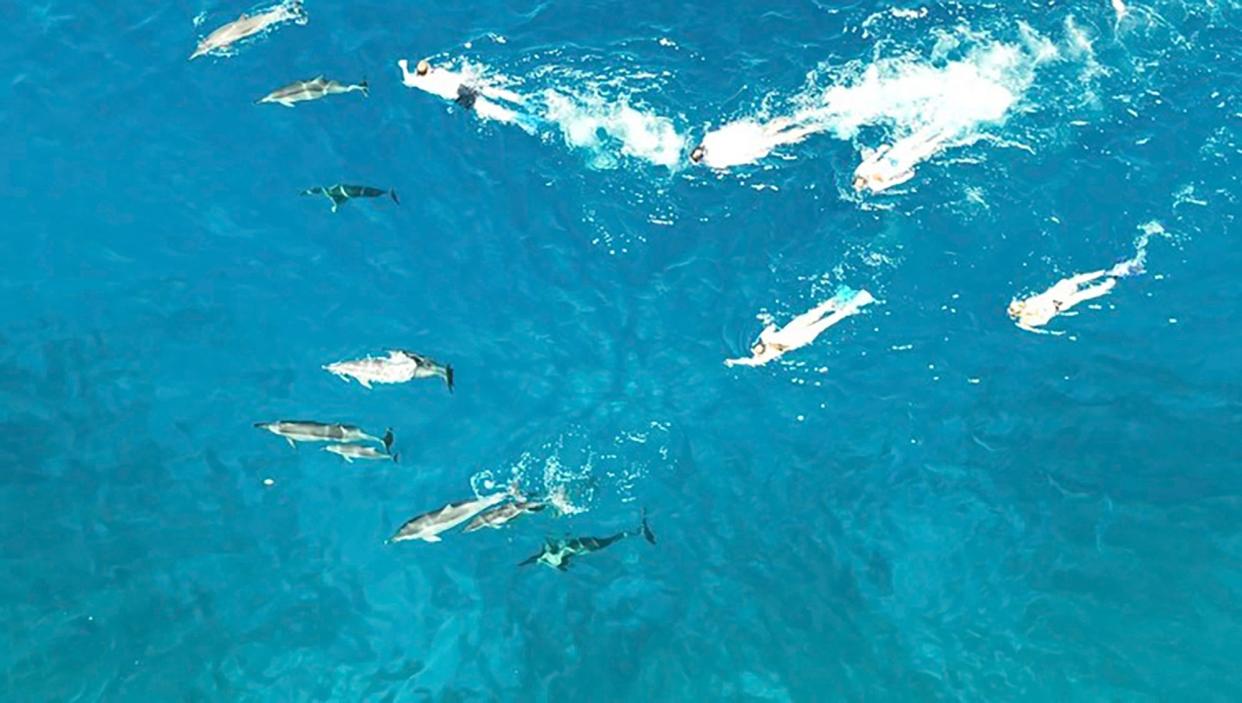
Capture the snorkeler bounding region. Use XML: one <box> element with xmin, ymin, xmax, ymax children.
<box><xmin>853</xmin><ymin>127</ymin><xmax>951</xmax><ymax>194</ymax></box>
<box><xmin>1008</xmin><ymin>245</ymin><xmax>1148</xmax><ymax>333</ymax></box>
<box><xmin>690</xmin><ymin>115</ymin><xmax>821</xmax><ymax>169</ymax></box>
<box><xmin>725</xmin><ymin>289</ymin><xmax>876</xmax><ymax>367</ymax></box>
<box><xmin>396</xmin><ymin>57</ymin><xmax>530</xmax><ymax>127</ymax></box>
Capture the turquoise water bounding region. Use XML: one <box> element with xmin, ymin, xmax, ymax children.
<box><xmin>2</xmin><ymin>0</ymin><xmax>1240</xmax><ymax>700</ymax></box>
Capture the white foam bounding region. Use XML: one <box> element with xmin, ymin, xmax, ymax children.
<box><xmin>544</xmin><ymin>90</ymin><xmax>686</xmax><ymax>169</ymax></box>
<box><xmin>697</xmin><ymin>30</ymin><xmax>1055</xmax><ymax>174</ymax></box>
<box><xmin>804</xmin><ymin>39</ymin><xmax>1044</xmax><ymax>142</ymax></box>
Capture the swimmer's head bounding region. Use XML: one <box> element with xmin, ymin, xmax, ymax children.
<box><xmin>1007</xmin><ymin>300</ymin><xmax>1025</xmax><ymax>319</ymax></box>
<box><xmin>852</xmin><ymin>175</ymin><xmax>867</xmax><ymax>192</ymax></box>
<box><xmin>416</xmin><ymin>59</ymin><xmax>430</xmax><ymax>76</ymax></box>
<box><xmin>690</xmin><ymin>145</ymin><xmax>705</xmax><ymax>164</ymax></box>
<box><xmin>751</xmin><ymin>341</ymin><xmax>767</xmax><ymax>357</ymax></box>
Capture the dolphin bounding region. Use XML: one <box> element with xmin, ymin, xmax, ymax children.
<box><xmin>301</xmin><ymin>184</ymin><xmax>399</xmax><ymax>213</ymax></box>
<box><xmin>397</xmin><ymin>351</ymin><xmax>454</xmax><ymax>392</ymax></box>
<box><xmin>190</xmin><ymin>0</ymin><xmax>307</xmax><ymax>61</ymax></box>
<box><xmin>464</xmin><ymin>497</ymin><xmax>546</xmax><ymax>533</ymax></box>
<box><xmin>255</xmin><ymin>420</ymin><xmax>388</xmax><ymax>449</ymax></box>
<box><xmin>390</xmin><ymin>491</ymin><xmax>510</xmax><ymax>543</ymax></box>
<box><xmin>324</xmin><ymin>443</ymin><xmax>398</xmax><ymax>463</ymax></box>
<box><xmin>519</xmin><ymin>512</ymin><xmax>655</xmax><ymax>571</ymax></box>
<box><xmin>323</xmin><ymin>350</ymin><xmax>451</xmax><ymax>391</ymax></box>
<box><xmin>258</xmin><ymin>76</ymin><xmax>368</xmax><ymax>107</ymax></box>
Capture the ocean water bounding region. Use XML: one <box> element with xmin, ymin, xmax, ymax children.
<box><xmin>2</xmin><ymin>0</ymin><xmax>1240</xmax><ymax>700</ymax></box>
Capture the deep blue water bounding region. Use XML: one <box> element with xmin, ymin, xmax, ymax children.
<box><xmin>2</xmin><ymin>0</ymin><xmax>1240</xmax><ymax>700</ymax></box>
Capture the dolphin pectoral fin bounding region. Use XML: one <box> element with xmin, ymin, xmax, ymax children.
<box><xmin>344</xmin><ymin>456</ymin><xmax>353</xmax><ymax>463</ymax></box>
<box><xmin>640</xmin><ymin>510</ymin><xmax>656</xmax><ymax>545</ymax></box>
<box><xmin>422</xmin><ymin>534</ymin><xmax>442</xmax><ymax>543</ymax></box>
<box><xmin>358</xmin><ymin>379</ymin><xmax>372</xmax><ymax>389</ymax></box>
<box><xmin>286</xmin><ymin>438</ymin><xmax>296</xmax><ymax>449</ymax></box>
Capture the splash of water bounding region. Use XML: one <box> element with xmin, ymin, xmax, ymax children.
<box><xmin>542</xmin><ymin>90</ymin><xmax>686</xmax><ymax>169</ymax></box>
<box><xmin>470</xmin><ymin>423</ymin><xmax>675</xmax><ymax>516</ymax></box>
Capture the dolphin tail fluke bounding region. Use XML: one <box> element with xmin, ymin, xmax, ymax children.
<box><xmin>358</xmin><ymin>78</ymin><xmax>369</xmax><ymax>97</ymax></box>
<box><xmin>445</xmin><ymin>365</ymin><xmax>454</xmax><ymax>393</ymax></box>
<box><xmin>382</xmin><ymin>428</ymin><xmax>394</xmax><ymax>453</ymax></box>
<box><xmin>639</xmin><ymin>509</ymin><xmax>656</xmax><ymax>545</ymax></box>
<box><xmin>391</xmin><ymin>452</ymin><xmax>400</xmax><ymax>464</ymax></box>
<box><xmin>389</xmin><ymin>189</ymin><xmax>400</xmax><ymax>205</ymax></box>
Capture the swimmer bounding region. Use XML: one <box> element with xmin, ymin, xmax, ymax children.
<box><xmin>1008</xmin><ymin>246</ymin><xmax>1147</xmax><ymax>333</ymax></box>
<box><xmin>396</xmin><ymin>57</ymin><xmax>530</xmax><ymax>127</ymax></box>
<box><xmin>690</xmin><ymin>116</ymin><xmax>821</xmax><ymax>169</ymax></box>
<box><xmin>725</xmin><ymin>289</ymin><xmax>876</xmax><ymax>367</ymax></box>
<box><xmin>853</xmin><ymin>127</ymin><xmax>950</xmax><ymax>194</ymax></box>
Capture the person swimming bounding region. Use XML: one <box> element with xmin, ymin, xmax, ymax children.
<box><xmin>725</xmin><ymin>289</ymin><xmax>876</xmax><ymax>367</ymax></box>
<box><xmin>689</xmin><ymin>115</ymin><xmax>821</xmax><ymax>169</ymax></box>
<box><xmin>853</xmin><ymin>127</ymin><xmax>951</xmax><ymax>194</ymax></box>
<box><xmin>397</xmin><ymin>57</ymin><xmax>532</xmax><ymax>128</ymax></box>
<box><xmin>1008</xmin><ymin>244</ymin><xmax>1148</xmax><ymax>333</ymax></box>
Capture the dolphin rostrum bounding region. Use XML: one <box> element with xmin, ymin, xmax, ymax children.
<box><xmin>323</xmin><ymin>350</ymin><xmax>452</xmax><ymax>391</ymax></box>
<box><xmin>255</xmin><ymin>420</ymin><xmax>391</xmax><ymax>449</ymax></box>
<box><xmin>258</xmin><ymin>76</ymin><xmax>368</xmax><ymax>107</ymax></box>
<box><xmin>301</xmin><ymin>185</ymin><xmax>400</xmax><ymax>213</ymax></box>
<box><xmin>390</xmin><ymin>491</ymin><xmax>510</xmax><ymax>543</ymax></box>
<box><xmin>189</xmin><ymin>0</ymin><xmax>307</xmax><ymax>61</ymax></box>
<box><xmin>519</xmin><ymin>511</ymin><xmax>655</xmax><ymax>571</ymax></box>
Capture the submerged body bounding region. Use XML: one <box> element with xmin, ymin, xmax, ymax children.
<box><xmin>391</xmin><ymin>492</ymin><xmax>510</xmax><ymax>543</ymax></box>
<box><xmin>258</xmin><ymin>76</ymin><xmax>368</xmax><ymax>107</ymax></box>
<box><xmin>255</xmin><ymin>420</ymin><xmax>386</xmax><ymax>448</ymax></box>
<box><xmin>853</xmin><ymin>127</ymin><xmax>951</xmax><ymax>193</ymax></box>
<box><xmin>1009</xmin><ymin>247</ymin><xmax>1147</xmax><ymax>333</ymax></box>
<box><xmin>323</xmin><ymin>350</ymin><xmax>453</xmax><ymax>391</ymax></box>
<box><xmin>301</xmin><ymin>184</ymin><xmax>399</xmax><ymax>213</ymax></box>
<box><xmin>465</xmin><ymin>498</ymin><xmax>546</xmax><ymax>532</ymax></box>
<box><xmin>324</xmin><ymin>443</ymin><xmax>397</xmax><ymax>463</ymax></box>
<box><xmin>397</xmin><ymin>58</ymin><xmax>528</xmax><ymax>126</ymax></box>
<box><xmin>690</xmin><ymin>116</ymin><xmax>820</xmax><ymax>169</ymax></box>
<box><xmin>190</xmin><ymin>0</ymin><xmax>306</xmax><ymax>60</ymax></box>
<box><xmin>520</xmin><ymin>514</ymin><xmax>655</xmax><ymax>571</ymax></box>
<box><xmin>726</xmin><ymin>289</ymin><xmax>876</xmax><ymax>367</ymax></box>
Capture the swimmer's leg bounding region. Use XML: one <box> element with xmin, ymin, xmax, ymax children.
<box><xmin>1064</xmin><ymin>278</ymin><xmax>1118</xmax><ymax>311</ymax></box>
<box><xmin>1066</xmin><ymin>269</ymin><xmax>1109</xmax><ymax>286</ymax></box>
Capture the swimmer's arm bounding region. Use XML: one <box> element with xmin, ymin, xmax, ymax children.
<box><xmin>724</xmin><ymin>355</ymin><xmax>767</xmax><ymax>368</ymax></box>
<box><xmin>1015</xmin><ymin>320</ymin><xmax>1051</xmax><ymax>335</ymax></box>
<box><xmin>397</xmin><ymin>59</ymin><xmax>416</xmax><ymax>86</ymax></box>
